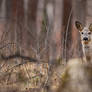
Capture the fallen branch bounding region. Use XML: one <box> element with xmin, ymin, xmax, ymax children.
<box><xmin>1</xmin><ymin>53</ymin><xmax>37</xmax><ymax>62</ymax></box>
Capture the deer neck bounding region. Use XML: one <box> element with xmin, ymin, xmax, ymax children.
<box><xmin>82</xmin><ymin>42</ymin><xmax>92</xmax><ymax>62</ymax></box>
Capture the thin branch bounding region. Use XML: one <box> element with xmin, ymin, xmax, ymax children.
<box><xmin>0</xmin><ymin>22</ymin><xmax>11</xmax><ymax>44</ymax></box>
<box><xmin>0</xmin><ymin>61</ymin><xmax>27</xmax><ymax>76</ymax></box>
<box><xmin>0</xmin><ymin>42</ymin><xmax>16</xmax><ymax>50</ymax></box>
<box><xmin>65</xmin><ymin>9</ymin><xmax>72</xmax><ymax>62</ymax></box>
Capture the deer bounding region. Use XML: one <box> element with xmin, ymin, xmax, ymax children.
<box><xmin>75</xmin><ymin>21</ymin><xmax>92</xmax><ymax>63</ymax></box>
<box><xmin>57</xmin><ymin>58</ymin><xmax>92</xmax><ymax>92</ymax></box>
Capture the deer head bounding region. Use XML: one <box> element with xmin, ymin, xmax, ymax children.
<box><xmin>75</xmin><ymin>21</ymin><xmax>92</xmax><ymax>44</ymax></box>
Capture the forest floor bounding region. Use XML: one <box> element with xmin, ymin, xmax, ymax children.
<box><xmin>0</xmin><ymin>59</ymin><xmax>65</xmax><ymax>92</ymax></box>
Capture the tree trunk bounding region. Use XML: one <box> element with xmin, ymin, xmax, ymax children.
<box><xmin>49</xmin><ymin>0</ymin><xmax>63</xmax><ymax>64</ymax></box>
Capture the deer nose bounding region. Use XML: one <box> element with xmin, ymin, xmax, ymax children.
<box><xmin>83</xmin><ymin>37</ymin><xmax>88</xmax><ymax>41</ymax></box>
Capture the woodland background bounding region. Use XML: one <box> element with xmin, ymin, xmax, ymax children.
<box><xmin>0</xmin><ymin>0</ymin><xmax>91</xmax><ymax>92</ymax></box>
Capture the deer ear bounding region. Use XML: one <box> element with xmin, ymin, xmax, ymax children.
<box><xmin>89</xmin><ymin>23</ymin><xmax>92</xmax><ymax>32</ymax></box>
<box><xmin>75</xmin><ymin>21</ymin><xmax>83</xmax><ymax>31</ymax></box>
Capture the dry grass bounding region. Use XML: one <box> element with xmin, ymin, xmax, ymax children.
<box><xmin>0</xmin><ymin>59</ymin><xmax>63</xmax><ymax>92</ymax></box>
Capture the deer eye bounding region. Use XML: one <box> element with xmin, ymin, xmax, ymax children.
<box><xmin>88</xmin><ymin>32</ymin><xmax>91</xmax><ymax>34</ymax></box>
<box><xmin>81</xmin><ymin>32</ymin><xmax>84</xmax><ymax>34</ymax></box>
